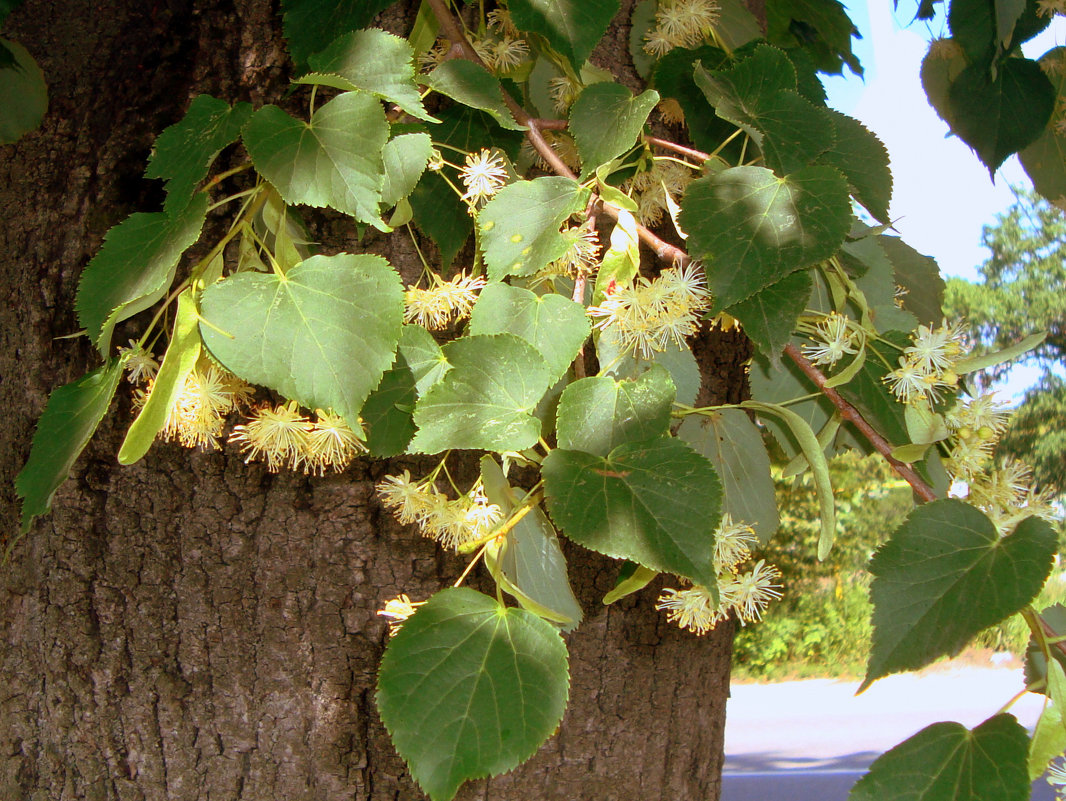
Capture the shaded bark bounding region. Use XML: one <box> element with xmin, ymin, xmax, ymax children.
<box><xmin>0</xmin><ymin>1</ymin><xmax>747</xmax><ymax>799</ymax></box>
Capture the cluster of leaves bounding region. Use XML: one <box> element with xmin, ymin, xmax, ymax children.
<box><xmin>9</xmin><ymin>0</ymin><xmax>1066</xmax><ymax>799</ymax></box>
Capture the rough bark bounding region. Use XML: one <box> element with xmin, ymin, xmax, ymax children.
<box><xmin>0</xmin><ymin>1</ymin><xmax>747</xmax><ymax>799</ymax></box>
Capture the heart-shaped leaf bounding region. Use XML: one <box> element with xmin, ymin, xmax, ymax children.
<box><xmin>199</xmin><ymin>253</ymin><xmax>403</xmax><ymax>425</ymax></box>
<box><xmin>478</xmin><ymin>177</ymin><xmax>590</xmax><ymax>281</ymax></box>
<box><xmin>508</xmin><ymin>0</ymin><xmax>619</xmax><ymax>72</ymax></box>
<box><xmin>848</xmin><ymin>714</ymin><xmax>1030</xmax><ymax>801</ymax></box>
<box><xmin>297</xmin><ymin>29</ymin><xmax>433</xmax><ymax>122</ymax></box>
<box><xmin>469</xmin><ymin>283</ymin><xmax>590</xmax><ymax>383</ymax></box>
<box><xmin>555</xmin><ymin>365</ymin><xmax>675</xmax><ymax>457</ymax></box>
<box><xmin>543</xmin><ymin>437</ymin><xmax>722</xmax><ymax>590</ymax></box>
<box><xmin>569</xmin><ymin>81</ymin><xmax>659</xmax><ymax>178</ymax></box>
<box><xmin>680</xmin><ymin>164</ymin><xmax>851</xmax><ymax>310</ymax></box>
<box><xmin>425</xmin><ymin>60</ymin><xmax>525</xmax><ymax>131</ymax></box>
<box><xmin>862</xmin><ymin>500</ymin><xmax>1057</xmax><ymax>691</ymax></box>
<box><xmin>242</xmin><ymin>91</ymin><xmax>389</xmax><ymax>225</ymax></box>
<box><xmin>409</xmin><ymin>334</ymin><xmax>552</xmax><ymax>454</ymax></box>
<box><xmin>376</xmin><ymin>587</ymin><xmax>569</xmax><ymax>801</ymax></box>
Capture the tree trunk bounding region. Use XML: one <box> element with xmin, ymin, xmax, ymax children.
<box><xmin>0</xmin><ymin>2</ymin><xmax>746</xmax><ymax>798</ymax></box>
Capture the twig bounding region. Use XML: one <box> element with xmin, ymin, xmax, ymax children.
<box><xmin>644</xmin><ymin>136</ymin><xmax>711</xmax><ymax>162</ymax></box>
<box><xmin>784</xmin><ymin>343</ymin><xmax>938</xmax><ymax>503</ymax></box>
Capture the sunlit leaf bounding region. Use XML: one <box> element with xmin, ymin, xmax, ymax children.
<box><xmin>199</xmin><ymin>253</ymin><xmax>404</xmax><ymax>426</ymax></box>
<box><xmin>818</xmin><ymin>109</ymin><xmax>892</xmax><ymax>224</ymax></box>
<box><xmin>280</xmin><ymin>0</ymin><xmax>394</xmax><ymax>71</ymax></box>
<box><xmin>862</xmin><ymin>501</ymin><xmax>1057</xmax><ymax>690</ymax></box>
<box><xmin>397</xmin><ymin>324</ymin><xmax>450</xmax><ymax>397</ymax></box>
<box><xmin>298</xmin><ymin>29</ymin><xmax>433</xmax><ymax>122</ymax></box>
<box><xmin>425</xmin><ymin>60</ymin><xmax>525</xmax><ymax>130</ymax></box>
<box><xmin>409</xmin><ymin>334</ymin><xmax>552</xmax><ymax>454</ymax></box>
<box><xmin>543</xmin><ymin>437</ymin><xmax>722</xmax><ymax>590</ymax></box>
<box><xmin>117</xmin><ymin>289</ymin><xmax>201</xmax><ymax>465</ymax></box>
<box><xmin>242</xmin><ymin>91</ymin><xmax>389</xmax><ymax>225</ymax></box>
<box><xmin>848</xmin><ymin>714</ymin><xmax>1030</xmax><ymax>801</ymax></box>
<box><xmin>555</xmin><ymin>365</ymin><xmax>675</xmax><ymax>457</ymax></box>
<box><xmin>1021</xmin><ymin>47</ymin><xmax>1066</xmax><ymax>200</ymax></box>
<box><xmin>377</xmin><ymin>587</ymin><xmax>569</xmax><ymax>801</ymax></box>
<box><xmin>76</xmin><ymin>193</ymin><xmax>209</xmax><ymax>356</ymax></box>
<box><xmin>478</xmin><ymin>177</ymin><xmax>589</xmax><ymax>280</ymax></box>
<box><xmin>469</xmin><ymin>283</ymin><xmax>589</xmax><ymax>383</ymax></box>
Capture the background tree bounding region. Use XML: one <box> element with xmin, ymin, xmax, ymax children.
<box><xmin>945</xmin><ymin>187</ymin><xmax>1066</xmax><ymax>496</ymax></box>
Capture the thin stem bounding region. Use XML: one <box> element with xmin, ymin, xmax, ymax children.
<box><xmin>453</xmin><ymin>541</ymin><xmax>490</xmax><ymax>587</ymax></box>
<box><xmin>784</xmin><ymin>343</ymin><xmax>938</xmax><ymax>503</ymax></box>
<box><xmin>645</xmin><ymin>136</ymin><xmax>712</xmax><ymax>162</ymax></box>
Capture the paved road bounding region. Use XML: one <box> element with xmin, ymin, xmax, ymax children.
<box><xmin>722</xmin><ymin>665</ymin><xmax>1054</xmax><ymax>801</ymax></box>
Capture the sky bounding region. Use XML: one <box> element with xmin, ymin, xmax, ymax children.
<box><xmin>821</xmin><ymin>3</ymin><xmax>1066</xmax><ymax>398</ymax></box>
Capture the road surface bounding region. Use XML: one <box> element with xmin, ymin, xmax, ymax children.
<box><xmin>722</xmin><ymin>665</ymin><xmax>1055</xmax><ymax>801</ymax></box>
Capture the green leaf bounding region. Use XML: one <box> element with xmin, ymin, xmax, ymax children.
<box><xmin>469</xmin><ymin>283</ymin><xmax>590</xmax><ymax>383</ymax></box>
<box><xmin>381</xmin><ymin>132</ymin><xmax>434</xmax><ymax>208</ymax></box>
<box><xmin>1021</xmin><ymin>47</ymin><xmax>1066</xmax><ymax>204</ymax></box>
<box><xmin>242</xmin><ymin>91</ymin><xmax>389</xmax><ymax>225</ymax></box>
<box><xmin>715</xmin><ymin>0</ymin><xmax>763</xmax><ymax>51</ymax></box>
<box><xmin>954</xmin><ymin>331</ymin><xmax>1047</xmax><ymax>375</ymax></box>
<box><xmin>280</xmin><ymin>0</ymin><xmax>394</xmax><ymax>72</ymax></box>
<box><xmin>921</xmin><ymin>37</ymin><xmax>968</xmax><ymax>135</ymax></box>
<box><xmin>508</xmin><ymin>0</ymin><xmax>620</xmax><ymax>72</ymax></box>
<box><xmin>145</xmin><ymin>94</ymin><xmax>252</xmax><ymax>213</ymax></box>
<box><xmin>481</xmin><ymin>458</ymin><xmax>583</xmax><ymax>628</ymax></box>
<box><xmin>594</xmin><ymin>207</ymin><xmax>641</xmax><ymax>302</ymax></box>
<box><xmin>117</xmin><ymin>290</ymin><xmax>201</xmax><ymax>465</ymax></box>
<box><xmin>478</xmin><ymin>177</ymin><xmax>589</xmax><ymax>280</ymax></box>
<box><xmin>298</xmin><ymin>29</ymin><xmax>433</xmax><ymax>122</ymax></box>
<box><xmin>741</xmin><ymin>399</ymin><xmax>836</xmax><ymax>559</ymax></box>
<box><xmin>569</xmin><ymin>82</ymin><xmax>659</xmax><ymax>179</ymax></box>
<box><xmin>862</xmin><ymin>501</ymin><xmax>1057</xmax><ymax>690</ymax></box>
<box><xmin>425</xmin><ymin>60</ymin><xmax>525</xmax><ymax>131</ymax></box>
<box><xmin>948</xmin><ymin>0</ymin><xmax>997</xmax><ymax>64</ymax></box>
<box><xmin>1029</xmin><ymin>701</ymin><xmax>1066</xmax><ymax>781</ymax></box>
<box><xmin>628</xmin><ymin>0</ymin><xmax>657</xmax><ymax>79</ymax></box>
<box><xmin>555</xmin><ymin>365</ymin><xmax>675</xmax><ymax>457</ymax></box>
<box><xmin>398</xmin><ymin>324</ymin><xmax>450</xmax><ymax>397</ymax></box>
<box><xmin>15</xmin><ymin>360</ymin><xmax>124</xmax><ymax>532</ymax></box>
<box><xmin>848</xmin><ymin>714</ymin><xmax>1031</xmax><ymax>801</ymax></box>
<box><xmin>76</xmin><ymin>193</ymin><xmax>209</xmax><ymax>356</ymax></box>
<box><xmin>695</xmin><ymin>45</ymin><xmax>835</xmax><ymax>175</ymax></box>
<box><xmin>543</xmin><ymin>437</ymin><xmax>722</xmax><ymax>590</ymax></box>
<box><xmin>846</xmin><ymin>238</ymin><xmax>920</xmax><ymax>334</ymax></box>
<box><xmin>376</xmin><ymin>587</ymin><xmax>569</xmax><ymax>801</ymax></box>
<box><xmin>1026</xmin><ymin>604</ymin><xmax>1066</xmax><ymax>693</ymax></box>
<box><xmin>199</xmin><ymin>253</ymin><xmax>403</xmax><ymax>425</ymax></box>
<box><xmin>0</xmin><ymin>38</ymin><xmax>46</xmax><ymax>145</ymax></box>
<box><xmin>677</xmin><ymin>409</ymin><xmax>779</xmax><ymax>544</ymax></box>
<box><xmin>879</xmin><ymin>236</ymin><xmax>945</xmax><ymax>327</ymax></box>
<box><xmin>948</xmin><ymin>57</ymin><xmax>1055</xmax><ymax>175</ymax></box>
<box><xmin>409</xmin><ymin>334</ymin><xmax>552</xmax><ymax>454</ymax></box>
<box><xmin>727</xmin><ymin>269</ymin><xmax>812</xmax><ymax>359</ymax></box>
<box><xmin>818</xmin><ymin>110</ymin><xmax>892</xmax><ymax>224</ymax></box>
<box><xmin>362</xmin><ymin>355</ymin><xmax>417</xmax><ymax>458</ymax></box>
<box><xmin>680</xmin><ymin>165</ymin><xmax>852</xmax><ymax>310</ymax></box>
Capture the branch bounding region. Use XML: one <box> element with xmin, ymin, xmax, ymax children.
<box><xmin>783</xmin><ymin>343</ymin><xmax>939</xmax><ymax>503</ymax></box>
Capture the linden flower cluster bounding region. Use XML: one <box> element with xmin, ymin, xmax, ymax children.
<box><xmin>587</xmin><ymin>263</ymin><xmax>712</xmax><ymax>358</ymax></box>
<box><xmin>118</xmin><ymin>340</ymin><xmax>160</xmax><ymax>385</ymax></box>
<box><xmin>801</xmin><ymin>312</ymin><xmax>862</xmax><ymax>369</ymax></box>
<box><xmin>624</xmin><ymin>159</ymin><xmax>696</xmax><ymax>227</ymax></box>
<box><xmin>942</xmin><ymin>393</ymin><xmax>1057</xmax><ymax>536</ymax></box>
<box><xmin>884</xmin><ymin>320</ymin><xmax>967</xmax><ymax>404</ymax></box>
<box><xmin>404</xmin><ymin>270</ymin><xmax>487</xmax><ymax>329</ymax></box>
<box><xmin>229</xmin><ymin>402</ymin><xmax>367</xmax><ymax>474</ymax></box>
<box><xmin>458</xmin><ymin>149</ymin><xmax>510</xmax><ymax>206</ymax></box>
<box><xmin>656</xmin><ymin>515</ymin><xmax>783</xmax><ymax>635</ymax></box>
<box><xmin>534</xmin><ymin>224</ymin><xmax>601</xmax><ymax>283</ymax></box>
<box><xmin>644</xmin><ymin>0</ymin><xmax>721</xmax><ymax>57</ymax></box>
<box><xmin>134</xmin><ymin>364</ymin><xmax>253</xmax><ymax>450</ymax></box>
<box><xmin>377</xmin><ymin>471</ymin><xmax>503</xmax><ymax>551</ymax></box>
